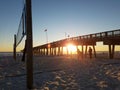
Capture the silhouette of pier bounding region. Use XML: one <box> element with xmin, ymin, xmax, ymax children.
<box><xmin>33</xmin><ymin>29</ymin><xmax>120</xmax><ymax>59</ymax></box>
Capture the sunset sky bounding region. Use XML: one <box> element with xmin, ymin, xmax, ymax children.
<box><xmin>0</xmin><ymin>0</ymin><xmax>120</xmax><ymax>52</ymax></box>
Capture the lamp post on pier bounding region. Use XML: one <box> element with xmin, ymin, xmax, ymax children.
<box><xmin>44</xmin><ymin>29</ymin><xmax>49</xmax><ymax>55</ymax></box>
<box><xmin>44</xmin><ymin>29</ymin><xmax>48</xmax><ymax>44</ymax></box>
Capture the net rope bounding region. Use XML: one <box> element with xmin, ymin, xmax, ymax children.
<box><xmin>16</xmin><ymin>6</ymin><xmax>26</xmax><ymax>47</ymax></box>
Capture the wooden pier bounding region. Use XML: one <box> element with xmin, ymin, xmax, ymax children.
<box><xmin>33</xmin><ymin>29</ymin><xmax>120</xmax><ymax>59</ymax></box>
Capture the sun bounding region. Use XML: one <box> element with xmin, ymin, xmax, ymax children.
<box><xmin>67</xmin><ymin>44</ymin><xmax>77</xmax><ymax>53</ymax></box>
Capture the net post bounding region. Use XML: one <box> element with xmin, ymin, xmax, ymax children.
<box><xmin>26</xmin><ymin>0</ymin><xmax>33</xmax><ymax>89</ymax></box>
<box><xmin>13</xmin><ymin>34</ymin><xmax>16</xmax><ymax>60</ymax></box>
<box><xmin>22</xmin><ymin>39</ymin><xmax>27</xmax><ymax>62</ymax></box>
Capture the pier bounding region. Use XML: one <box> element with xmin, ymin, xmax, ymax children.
<box><xmin>33</xmin><ymin>29</ymin><xmax>120</xmax><ymax>59</ymax></box>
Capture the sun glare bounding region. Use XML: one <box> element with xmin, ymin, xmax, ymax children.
<box><xmin>67</xmin><ymin>44</ymin><xmax>77</xmax><ymax>53</ymax></box>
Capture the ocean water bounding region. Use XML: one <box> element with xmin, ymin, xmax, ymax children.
<box><xmin>0</xmin><ymin>52</ymin><xmax>22</xmax><ymax>57</ymax></box>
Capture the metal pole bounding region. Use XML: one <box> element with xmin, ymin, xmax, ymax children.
<box><xmin>26</xmin><ymin>0</ymin><xmax>33</xmax><ymax>89</ymax></box>
<box><xmin>45</xmin><ymin>29</ymin><xmax>48</xmax><ymax>43</ymax></box>
<box><xmin>44</xmin><ymin>29</ymin><xmax>48</xmax><ymax>55</ymax></box>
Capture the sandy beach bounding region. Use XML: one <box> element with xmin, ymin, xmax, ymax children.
<box><xmin>0</xmin><ymin>55</ymin><xmax>120</xmax><ymax>90</ymax></box>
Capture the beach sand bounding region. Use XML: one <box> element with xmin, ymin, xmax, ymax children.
<box><xmin>0</xmin><ymin>55</ymin><xmax>120</xmax><ymax>90</ymax></box>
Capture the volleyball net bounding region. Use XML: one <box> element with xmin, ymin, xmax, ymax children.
<box><xmin>13</xmin><ymin>5</ymin><xmax>26</xmax><ymax>60</ymax></box>
<box><xmin>14</xmin><ymin>0</ymin><xmax>34</xmax><ymax>89</ymax></box>
<box><xmin>16</xmin><ymin>8</ymin><xmax>26</xmax><ymax>47</ymax></box>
